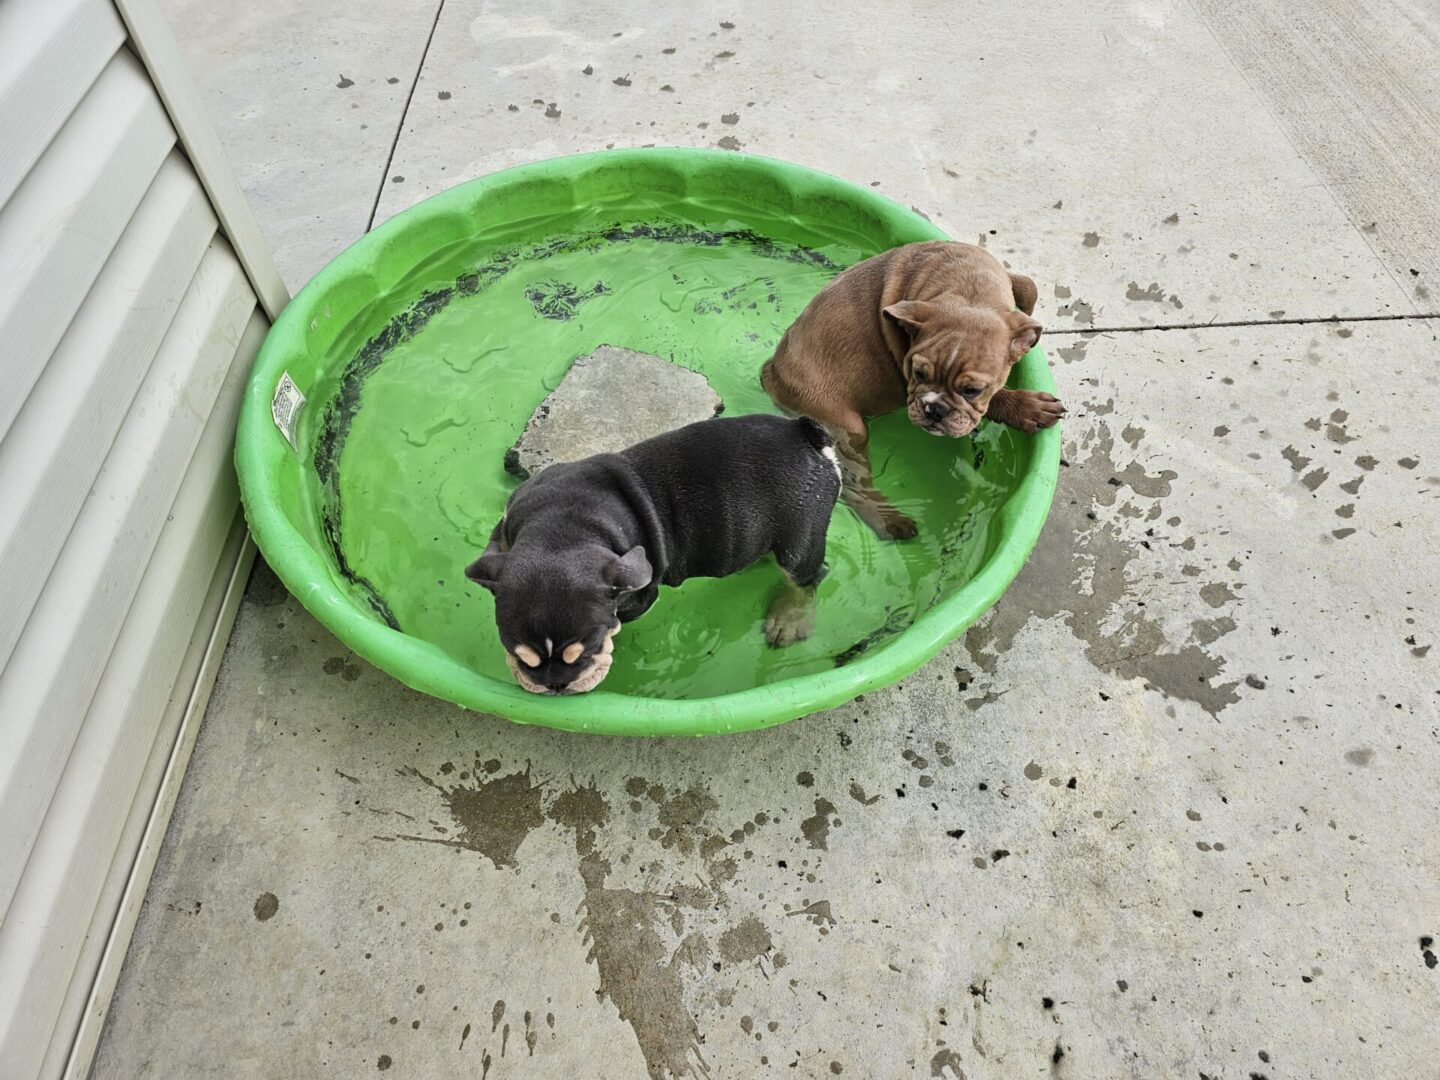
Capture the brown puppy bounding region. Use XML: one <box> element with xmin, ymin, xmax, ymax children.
<box><xmin>761</xmin><ymin>241</ymin><xmax>1065</xmax><ymax>539</ymax></box>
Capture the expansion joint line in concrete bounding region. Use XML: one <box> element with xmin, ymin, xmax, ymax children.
<box><xmin>366</xmin><ymin>0</ymin><xmax>448</xmax><ymax>232</ymax></box>
<box><xmin>1047</xmin><ymin>311</ymin><xmax>1440</xmax><ymax>336</ymax></box>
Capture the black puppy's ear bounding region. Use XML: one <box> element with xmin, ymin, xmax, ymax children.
<box><xmin>1005</xmin><ymin>311</ymin><xmax>1043</xmax><ymax>363</ymax></box>
<box><xmin>882</xmin><ymin>300</ymin><xmax>935</xmax><ymax>336</ymax></box>
<box><xmin>602</xmin><ymin>545</ymin><xmax>652</xmax><ymax>594</ymax></box>
<box><xmin>464</xmin><ymin>537</ymin><xmax>507</xmax><ymax>592</ymax></box>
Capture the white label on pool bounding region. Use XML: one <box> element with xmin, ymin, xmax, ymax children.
<box><xmin>271</xmin><ymin>371</ymin><xmax>307</xmax><ymax>450</ymax></box>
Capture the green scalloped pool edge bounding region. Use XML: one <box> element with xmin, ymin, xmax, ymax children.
<box><xmin>235</xmin><ymin>147</ymin><xmax>1060</xmax><ymax>736</ymax></box>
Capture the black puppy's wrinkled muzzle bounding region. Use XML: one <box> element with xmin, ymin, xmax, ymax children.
<box><xmin>506</xmin><ymin>626</ymin><xmax>619</xmax><ymax>695</ymax></box>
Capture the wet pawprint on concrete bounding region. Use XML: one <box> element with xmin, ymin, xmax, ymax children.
<box><xmin>322</xmin><ymin>655</ymin><xmax>362</xmax><ymax>681</ymax></box>
<box><xmin>799</xmin><ymin>798</ymin><xmax>839</xmax><ymax>849</ymax></box>
<box><xmin>1125</xmin><ymin>280</ymin><xmax>1184</xmax><ymax>309</ymax></box>
<box><xmin>930</xmin><ymin>1047</ymin><xmax>965</xmax><ymax>1078</ymax></box>
<box><xmin>1323</xmin><ymin>409</ymin><xmax>1357</xmax><ymax>444</ymax></box>
<box><xmin>1285</xmin><ymin>407</ymin><xmax>1386</xmax><ymax>540</ymax></box>
<box><xmin>1054</xmin><ymin>295</ymin><xmax>1096</xmax><ymax>326</ymax></box>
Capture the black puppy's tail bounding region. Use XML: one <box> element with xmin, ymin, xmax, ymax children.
<box><xmin>795</xmin><ymin>416</ymin><xmax>834</xmax><ymax>452</ymax></box>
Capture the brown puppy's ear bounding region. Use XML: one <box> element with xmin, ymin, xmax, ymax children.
<box><xmin>1008</xmin><ymin>273</ymin><xmax>1039</xmax><ymax>316</ymax></box>
<box><xmin>464</xmin><ymin>531</ymin><xmax>507</xmax><ymax>592</ymax></box>
<box><xmin>882</xmin><ymin>300</ymin><xmax>935</xmax><ymax>335</ymax></box>
<box><xmin>1006</xmin><ymin>312</ymin><xmax>1043</xmax><ymax>362</ymax></box>
<box><xmin>602</xmin><ymin>545</ymin><xmax>652</xmax><ymax>594</ymax></box>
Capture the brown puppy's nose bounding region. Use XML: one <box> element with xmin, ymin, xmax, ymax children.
<box><xmin>924</xmin><ymin>400</ymin><xmax>949</xmax><ymax>423</ymax></box>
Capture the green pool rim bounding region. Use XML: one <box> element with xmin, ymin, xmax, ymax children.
<box><xmin>234</xmin><ymin>147</ymin><xmax>1060</xmax><ymax>736</ymax></box>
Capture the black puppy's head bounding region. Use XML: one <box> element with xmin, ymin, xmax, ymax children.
<box><xmin>465</xmin><ymin>538</ymin><xmax>651</xmax><ymax>695</ymax></box>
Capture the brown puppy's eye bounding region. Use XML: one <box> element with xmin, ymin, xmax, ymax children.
<box><xmin>961</xmin><ymin>385</ymin><xmax>983</xmax><ymax>399</ymax></box>
<box><xmin>913</xmin><ymin>360</ymin><xmax>930</xmax><ymax>381</ymax></box>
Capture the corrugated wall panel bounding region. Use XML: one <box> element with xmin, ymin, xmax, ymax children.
<box><xmin>0</xmin><ymin>150</ymin><xmax>218</xmax><ymax>672</ymax></box>
<box><xmin>0</xmin><ymin>47</ymin><xmax>174</xmax><ymax>441</ymax></box>
<box><xmin>0</xmin><ymin>0</ymin><xmax>126</xmax><ymax>206</ymax></box>
<box><xmin>0</xmin><ymin>0</ymin><xmax>290</xmax><ymax>1074</ymax></box>
<box><xmin>0</xmin><ymin>240</ymin><xmax>257</xmax><ymax>922</ymax></box>
<box><xmin>0</xmin><ymin>313</ymin><xmax>265</xmax><ymax>1080</ymax></box>
<box><xmin>56</xmin><ymin>515</ymin><xmax>252</xmax><ymax>1080</ymax></box>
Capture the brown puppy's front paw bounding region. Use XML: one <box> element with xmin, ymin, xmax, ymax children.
<box><xmin>993</xmin><ymin>390</ymin><xmax>1066</xmax><ymax>434</ymax></box>
<box><xmin>877</xmin><ymin>510</ymin><xmax>919</xmax><ymax>541</ymax></box>
<box><xmin>842</xmin><ymin>486</ymin><xmax>918</xmax><ymax>541</ymax></box>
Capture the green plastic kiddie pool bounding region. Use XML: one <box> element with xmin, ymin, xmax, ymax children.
<box><xmin>235</xmin><ymin>148</ymin><xmax>1059</xmax><ymax>735</ymax></box>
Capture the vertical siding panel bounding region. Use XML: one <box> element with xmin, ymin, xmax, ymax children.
<box><xmin>56</xmin><ymin>516</ymin><xmax>252</xmax><ymax>1080</ymax></box>
<box><xmin>0</xmin><ymin>242</ymin><xmax>256</xmax><ymax>922</ymax></box>
<box><xmin>0</xmin><ymin>48</ymin><xmax>174</xmax><ymax>441</ymax></box>
<box><xmin>0</xmin><ymin>0</ymin><xmax>290</xmax><ymax>1073</ymax></box>
<box><xmin>0</xmin><ymin>0</ymin><xmax>125</xmax><ymax>205</ymax></box>
<box><xmin>0</xmin><ymin>151</ymin><xmax>217</xmax><ymax>672</ymax></box>
<box><xmin>0</xmin><ymin>313</ymin><xmax>265</xmax><ymax>1080</ymax></box>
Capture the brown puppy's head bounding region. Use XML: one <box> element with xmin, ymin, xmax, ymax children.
<box><xmin>883</xmin><ymin>299</ymin><xmax>1042</xmax><ymax>437</ymax></box>
<box><xmin>465</xmin><ymin>540</ymin><xmax>650</xmax><ymax>695</ymax></box>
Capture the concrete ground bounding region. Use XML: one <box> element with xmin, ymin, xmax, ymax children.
<box><xmin>95</xmin><ymin>2</ymin><xmax>1439</xmax><ymax>1077</ymax></box>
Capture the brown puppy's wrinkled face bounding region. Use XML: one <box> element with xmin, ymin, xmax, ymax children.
<box><xmin>884</xmin><ymin>300</ymin><xmax>1042</xmax><ymax>438</ymax></box>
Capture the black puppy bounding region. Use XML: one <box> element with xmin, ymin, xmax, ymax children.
<box><xmin>465</xmin><ymin>414</ymin><xmax>841</xmax><ymax>695</ymax></box>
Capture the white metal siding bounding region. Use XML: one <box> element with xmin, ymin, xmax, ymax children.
<box><xmin>0</xmin><ymin>49</ymin><xmax>177</xmax><ymax>441</ymax></box>
<box><xmin>0</xmin><ymin>0</ymin><xmax>126</xmax><ymax>207</ymax></box>
<box><xmin>0</xmin><ymin>0</ymin><xmax>284</xmax><ymax>1075</ymax></box>
<box><xmin>0</xmin><ymin>152</ymin><xmax>218</xmax><ymax>673</ymax></box>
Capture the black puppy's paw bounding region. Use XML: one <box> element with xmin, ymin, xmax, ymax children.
<box><xmin>764</xmin><ymin>594</ymin><xmax>815</xmax><ymax>648</ymax></box>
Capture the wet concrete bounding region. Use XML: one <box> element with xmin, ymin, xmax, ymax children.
<box><xmin>97</xmin><ymin>1</ymin><xmax>1440</xmax><ymax>1077</ymax></box>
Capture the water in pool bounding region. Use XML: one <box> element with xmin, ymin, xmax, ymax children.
<box><xmin>306</xmin><ymin>198</ymin><xmax>1026</xmax><ymax>700</ymax></box>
